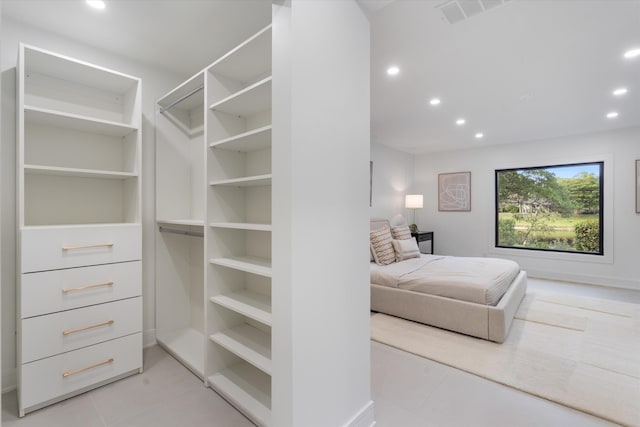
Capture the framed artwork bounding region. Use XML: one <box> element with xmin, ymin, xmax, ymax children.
<box><xmin>636</xmin><ymin>160</ymin><xmax>640</xmax><ymax>213</ymax></box>
<box><xmin>370</xmin><ymin>161</ymin><xmax>373</xmax><ymax>207</ymax></box>
<box><xmin>438</xmin><ymin>171</ymin><xmax>471</xmax><ymax>211</ymax></box>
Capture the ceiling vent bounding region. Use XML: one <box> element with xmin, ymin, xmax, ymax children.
<box><xmin>437</xmin><ymin>0</ymin><xmax>512</xmax><ymax>25</ymax></box>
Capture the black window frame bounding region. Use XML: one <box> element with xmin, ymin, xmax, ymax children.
<box><xmin>494</xmin><ymin>161</ymin><xmax>604</xmax><ymax>256</ymax></box>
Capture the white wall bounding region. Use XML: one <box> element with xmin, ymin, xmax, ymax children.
<box><xmin>414</xmin><ymin>127</ymin><xmax>640</xmax><ymax>290</ymax></box>
<box><xmin>272</xmin><ymin>1</ymin><xmax>373</xmax><ymax>426</ymax></box>
<box><xmin>1</xmin><ymin>17</ymin><xmax>186</xmax><ymax>390</ymax></box>
<box><xmin>370</xmin><ymin>142</ymin><xmax>414</xmax><ymax>220</ymax></box>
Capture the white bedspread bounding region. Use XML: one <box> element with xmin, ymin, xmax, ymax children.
<box><xmin>370</xmin><ymin>255</ymin><xmax>520</xmax><ymax>306</ymax></box>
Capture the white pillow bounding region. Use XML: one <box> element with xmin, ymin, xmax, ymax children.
<box><xmin>391</xmin><ymin>225</ymin><xmax>412</xmax><ymax>240</ymax></box>
<box><xmin>370</xmin><ymin>227</ymin><xmax>396</xmax><ymax>265</ymax></box>
<box><xmin>392</xmin><ymin>238</ymin><xmax>420</xmax><ymax>262</ymax></box>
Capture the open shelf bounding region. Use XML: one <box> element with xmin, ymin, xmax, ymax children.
<box><xmin>156</xmin><ymin>328</ymin><xmax>204</xmax><ymax>379</ymax></box>
<box><xmin>24</xmin><ymin>164</ymin><xmax>137</xmax><ymax>180</ymax></box>
<box><xmin>209</xmin><ymin>174</ymin><xmax>272</xmax><ymax>188</ymax></box>
<box><xmin>209</xmin><ymin>222</ymin><xmax>272</xmax><ymax>232</ymax></box>
<box><xmin>209</xmin><ymin>256</ymin><xmax>271</xmax><ymax>277</ymax></box>
<box><xmin>25</xmin><ymin>106</ymin><xmax>137</xmax><ymax>137</ymax></box>
<box><xmin>210</xmin><ymin>290</ymin><xmax>271</xmax><ymax>326</ymax></box>
<box><xmin>209</xmin><ymin>77</ymin><xmax>271</xmax><ymax>117</ymax></box>
<box><xmin>157</xmin><ymin>219</ymin><xmax>205</xmax><ymax>227</ymax></box>
<box><xmin>207</xmin><ymin>25</ymin><xmax>272</xmax><ymax>84</ymax></box>
<box><xmin>208</xmin><ymin>362</ymin><xmax>271</xmax><ymax>427</ymax></box>
<box><xmin>209</xmin><ymin>324</ymin><xmax>271</xmax><ymax>375</ymax></box>
<box><xmin>24</xmin><ymin>43</ymin><xmax>138</xmax><ymax>95</ymax></box>
<box><xmin>209</xmin><ymin>125</ymin><xmax>272</xmax><ymax>152</ymax></box>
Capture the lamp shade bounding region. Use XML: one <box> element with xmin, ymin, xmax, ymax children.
<box><xmin>405</xmin><ymin>194</ymin><xmax>423</xmax><ymax>209</ymax></box>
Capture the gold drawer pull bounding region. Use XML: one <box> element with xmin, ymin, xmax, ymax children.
<box><xmin>62</xmin><ymin>243</ymin><xmax>114</xmax><ymax>251</ymax></box>
<box><xmin>62</xmin><ymin>358</ymin><xmax>114</xmax><ymax>378</ymax></box>
<box><xmin>62</xmin><ymin>320</ymin><xmax>114</xmax><ymax>336</ymax></box>
<box><xmin>62</xmin><ymin>281</ymin><xmax>113</xmax><ymax>294</ymax></box>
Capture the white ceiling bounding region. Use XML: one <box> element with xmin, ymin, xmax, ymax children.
<box><xmin>370</xmin><ymin>0</ymin><xmax>640</xmax><ymax>153</ymax></box>
<box><xmin>2</xmin><ymin>0</ymin><xmax>639</xmax><ymax>155</ymax></box>
<box><xmin>2</xmin><ymin>0</ymin><xmax>272</xmax><ymax>77</ymax></box>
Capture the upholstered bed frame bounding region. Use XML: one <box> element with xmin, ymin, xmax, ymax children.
<box><xmin>370</xmin><ymin>218</ymin><xmax>527</xmax><ymax>343</ymax></box>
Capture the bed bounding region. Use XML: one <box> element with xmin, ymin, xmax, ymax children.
<box><xmin>370</xmin><ymin>218</ymin><xmax>527</xmax><ymax>343</ymax></box>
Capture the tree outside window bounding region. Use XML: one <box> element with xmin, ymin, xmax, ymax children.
<box><xmin>495</xmin><ymin>162</ymin><xmax>603</xmax><ymax>255</ymax></box>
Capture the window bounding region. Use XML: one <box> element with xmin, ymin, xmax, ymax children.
<box><xmin>495</xmin><ymin>162</ymin><xmax>603</xmax><ymax>255</ymax></box>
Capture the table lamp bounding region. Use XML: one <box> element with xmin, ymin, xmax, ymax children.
<box><xmin>405</xmin><ymin>194</ymin><xmax>423</xmax><ymax>233</ymax></box>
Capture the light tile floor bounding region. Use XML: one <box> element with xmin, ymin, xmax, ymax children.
<box><xmin>3</xmin><ymin>278</ymin><xmax>638</xmax><ymax>426</ymax></box>
<box><xmin>2</xmin><ymin>345</ymin><xmax>254</xmax><ymax>427</ymax></box>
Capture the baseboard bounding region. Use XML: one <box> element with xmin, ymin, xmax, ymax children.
<box><xmin>2</xmin><ymin>368</ymin><xmax>17</xmax><ymax>393</ymax></box>
<box><xmin>143</xmin><ymin>328</ymin><xmax>157</xmax><ymax>348</ymax></box>
<box><xmin>344</xmin><ymin>400</ymin><xmax>375</xmax><ymax>427</ymax></box>
<box><xmin>527</xmin><ymin>270</ymin><xmax>640</xmax><ymax>291</ymax></box>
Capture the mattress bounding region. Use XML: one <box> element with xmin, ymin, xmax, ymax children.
<box><xmin>370</xmin><ymin>254</ymin><xmax>520</xmax><ymax>306</ymax></box>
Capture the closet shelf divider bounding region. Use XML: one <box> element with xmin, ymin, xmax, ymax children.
<box><xmin>209</xmin><ymin>174</ymin><xmax>272</xmax><ymax>187</ymax></box>
<box><xmin>24</xmin><ymin>164</ymin><xmax>137</xmax><ymax>180</ymax></box>
<box><xmin>209</xmin><ymin>125</ymin><xmax>272</xmax><ymax>152</ymax></box>
<box><xmin>209</xmin><ymin>324</ymin><xmax>272</xmax><ymax>375</ymax></box>
<box><xmin>210</xmin><ymin>289</ymin><xmax>272</xmax><ymax>326</ymax></box>
<box><xmin>25</xmin><ymin>105</ymin><xmax>138</xmax><ymax>137</ymax></box>
<box><xmin>208</xmin><ymin>76</ymin><xmax>272</xmax><ymax>117</ymax></box>
<box><xmin>209</xmin><ymin>256</ymin><xmax>272</xmax><ymax>277</ymax></box>
<box><xmin>209</xmin><ymin>222</ymin><xmax>272</xmax><ymax>232</ymax></box>
<box><xmin>207</xmin><ymin>362</ymin><xmax>271</xmax><ymax>427</ymax></box>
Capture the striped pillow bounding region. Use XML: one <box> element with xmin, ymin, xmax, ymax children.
<box><xmin>392</xmin><ymin>238</ymin><xmax>420</xmax><ymax>262</ymax></box>
<box><xmin>370</xmin><ymin>227</ymin><xmax>395</xmax><ymax>265</ymax></box>
<box><xmin>391</xmin><ymin>225</ymin><xmax>412</xmax><ymax>240</ymax></box>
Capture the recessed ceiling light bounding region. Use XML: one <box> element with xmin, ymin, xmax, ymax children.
<box><xmin>86</xmin><ymin>0</ymin><xmax>106</xmax><ymax>10</ymax></box>
<box><xmin>456</xmin><ymin>118</ymin><xmax>466</xmax><ymax>125</ymax></box>
<box><xmin>387</xmin><ymin>66</ymin><xmax>400</xmax><ymax>76</ymax></box>
<box><xmin>613</xmin><ymin>87</ymin><xmax>628</xmax><ymax>96</ymax></box>
<box><xmin>623</xmin><ymin>48</ymin><xmax>640</xmax><ymax>59</ymax></box>
<box><xmin>606</xmin><ymin>111</ymin><xmax>619</xmax><ymax>119</ymax></box>
<box><xmin>429</xmin><ymin>98</ymin><xmax>441</xmax><ymax>106</ymax></box>
<box><xmin>475</xmin><ymin>132</ymin><xmax>484</xmax><ymax>139</ymax></box>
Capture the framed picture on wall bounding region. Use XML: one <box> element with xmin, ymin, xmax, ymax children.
<box><xmin>370</xmin><ymin>161</ymin><xmax>373</xmax><ymax>207</ymax></box>
<box><xmin>636</xmin><ymin>160</ymin><xmax>640</xmax><ymax>213</ymax></box>
<box><xmin>438</xmin><ymin>171</ymin><xmax>471</xmax><ymax>211</ymax></box>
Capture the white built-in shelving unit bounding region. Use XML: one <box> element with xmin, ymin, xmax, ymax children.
<box><xmin>16</xmin><ymin>44</ymin><xmax>143</xmax><ymax>416</ymax></box>
<box><xmin>205</xmin><ymin>24</ymin><xmax>273</xmax><ymax>427</ymax></box>
<box><xmin>155</xmin><ymin>23</ymin><xmax>272</xmax><ymax>426</ymax></box>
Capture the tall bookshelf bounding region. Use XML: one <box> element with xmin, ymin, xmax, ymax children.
<box><xmin>17</xmin><ymin>44</ymin><xmax>143</xmax><ymax>416</ymax></box>
<box><xmin>205</xmin><ymin>25</ymin><xmax>273</xmax><ymax>427</ymax></box>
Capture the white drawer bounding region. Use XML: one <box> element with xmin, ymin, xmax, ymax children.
<box><xmin>21</xmin><ymin>224</ymin><xmax>141</xmax><ymax>273</ymax></box>
<box><xmin>21</xmin><ymin>297</ymin><xmax>141</xmax><ymax>363</ymax></box>
<box><xmin>21</xmin><ymin>333</ymin><xmax>141</xmax><ymax>412</ymax></box>
<box><xmin>21</xmin><ymin>261</ymin><xmax>141</xmax><ymax>318</ymax></box>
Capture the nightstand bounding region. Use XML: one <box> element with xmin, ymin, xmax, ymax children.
<box><xmin>411</xmin><ymin>231</ymin><xmax>434</xmax><ymax>254</ymax></box>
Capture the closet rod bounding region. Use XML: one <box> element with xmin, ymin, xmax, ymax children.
<box><xmin>158</xmin><ymin>226</ymin><xmax>204</xmax><ymax>238</ymax></box>
<box><xmin>159</xmin><ymin>84</ymin><xmax>204</xmax><ymax>114</ymax></box>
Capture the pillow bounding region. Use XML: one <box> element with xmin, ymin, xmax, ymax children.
<box><xmin>370</xmin><ymin>227</ymin><xmax>395</xmax><ymax>265</ymax></box>
<box><xmin>391</xmin><ymin>225</ymin><xmax>412</xmax><ymax>240</ymax></box>
<box><xmin>390</xmin><ymin>214</ymin><xmax>408</xmax><ymax>227</ymax></box>
<box><xmin>392</xmin><ymin>238</ymin><xmax>420</xmax><ymax>262</ymax></box>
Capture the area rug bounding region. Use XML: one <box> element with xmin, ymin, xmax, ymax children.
<box><xmin>371</xmin><ymin>292</ymin><xmax>640</xmax><ymax>426</ymax></box>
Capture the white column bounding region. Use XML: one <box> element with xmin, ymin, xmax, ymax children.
<box><xmin>272</xmin><ymin>1</ymin><xmax>373</xmax><ymax>426</ymax></box>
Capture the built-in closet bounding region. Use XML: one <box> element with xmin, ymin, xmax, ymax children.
<box><xmin>156</xmin><ymin>24</ymin><xmax>272</xmax><ymax>426</ymax></box>
<box><xmin>155</xmin><ymin>72</ymin><xmax>206</xmax><ymax>377</ymax></box>
<box><xmin>16</xmin><ymin>45</ymin><xmax>143</xmax><ymax>416</ymax></box>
